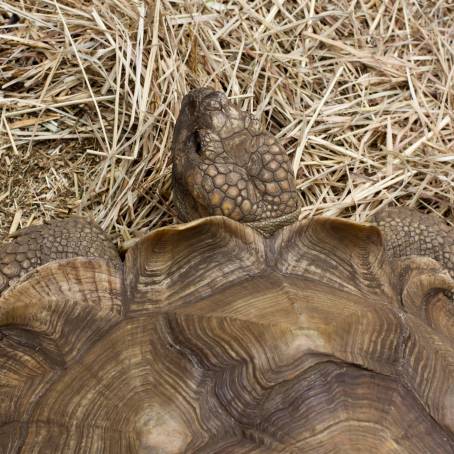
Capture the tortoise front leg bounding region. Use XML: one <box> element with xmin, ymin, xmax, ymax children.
<box><xmin>0</xmin><ymin>217</ymin><xmax>120</xmax><ymax>295</ymax></box>
<box><xmin>371</xmin><ymin>207</ymin><xmax>453</xmax><ymax>278</ymax></box>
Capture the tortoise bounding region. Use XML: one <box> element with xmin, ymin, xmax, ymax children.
<box><xmin>0</xmin><ymin>88</ymin><xmax>453</xmax><ymax>453</ymax></box>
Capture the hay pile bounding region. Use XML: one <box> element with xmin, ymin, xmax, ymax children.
<box><xmin>1</xmin><ymin>0</ymin><xmax>453</xmax><ymax>245</ymax></box>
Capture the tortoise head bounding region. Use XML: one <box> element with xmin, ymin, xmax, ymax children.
<box><xmin>171</xmin><ymin>88</ymin><xmax>301</xmax><ymax>235</ymax></box>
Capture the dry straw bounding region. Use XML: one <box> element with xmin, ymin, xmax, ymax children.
<box><xmin>1</xmin><ymin>0</ymin><xmax>453</xmax><ymax>246</ymax></box>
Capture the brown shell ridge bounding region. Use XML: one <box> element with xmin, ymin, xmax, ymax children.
<box><xmin>396</xmin><ymin>312</ymin><xmax>454</xmax><ymax>433</ymax></box>
<box><xmin>1</xmin><ymin>216</ymin><xmax>453</xmax><ymax>452</ymax></box>
<box><xmin>0</xmin><ymin>257</ymin><xmax>127</xmax><ymax>452</ymax></box>
<box><xmin>122</xmin><ymin>216</ymin><xmax>454</xmax><ymax>434</ymax></box>
<box><xmin>273</xmin><ymin>216</ymin><xmax>396</xmax><ymax>304</ymax></box>
<box><xmin>124</xmin><ymin>216</ymin><xmax>266</xmax><ymax>315</ymax></box>
<box><xmin>0</xmin><ymin>257</ymin><xmax>123</xmax><ymax>365</ymax></box>
<box><xmin>125</xmin><ymin>215</ymin><xmax>399</xmax><ymax>315</ymax></box>
<box><xmin>389</xmin><ymin>255</ymin><xmax>454</xmax><ymax>339</ymax></box>
<box><xmin>152</xmin><ymin>309</ymin><xmax>454</xmax><ymax>450</ymax></box>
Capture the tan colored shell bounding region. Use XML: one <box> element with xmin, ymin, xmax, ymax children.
<box><xmin>0</xmin><ymin>216</ymin><xmax>453</xmax><ymax>453</ymax></box>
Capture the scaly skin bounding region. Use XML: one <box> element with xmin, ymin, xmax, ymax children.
<box><xmin>0</xmin><ymin>88</ymin><xmax>452</xmax><ymax>296</ymax></box>
<box><xmin>372</xmin><ymin>207</ymin><xmax>453</xmax><ymax>277</ymax></box>
<box><xmin>171</xmin><ymin>88</ymin><xmax>301</xmax><ymax>235</ymax></box>
<box><xmin>171</xmin><ymin>88</ymin><xmax>453</xmax><ymax>274</ymax></box>
<box><xmin>0</xmin><ymin>217</ymin><xmax>120</xmax><ymax>294</ymax></box>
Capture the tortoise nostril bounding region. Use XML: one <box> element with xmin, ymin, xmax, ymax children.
<box><xmin>189</xmin><ymin>130</ymin><xmax>203</xmax><ymax>155</ymax></box>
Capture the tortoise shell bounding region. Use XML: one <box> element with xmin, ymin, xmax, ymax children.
<box><xmin>0</xmin><ymin>216</ymin><xmax>453</xmax><ymax>453</ymax></box>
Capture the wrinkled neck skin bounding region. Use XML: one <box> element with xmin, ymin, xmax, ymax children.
<box><xmin>171</xmin><ymin>88</ymin><xmax>301</xmax><ymax>236</ymax></box>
